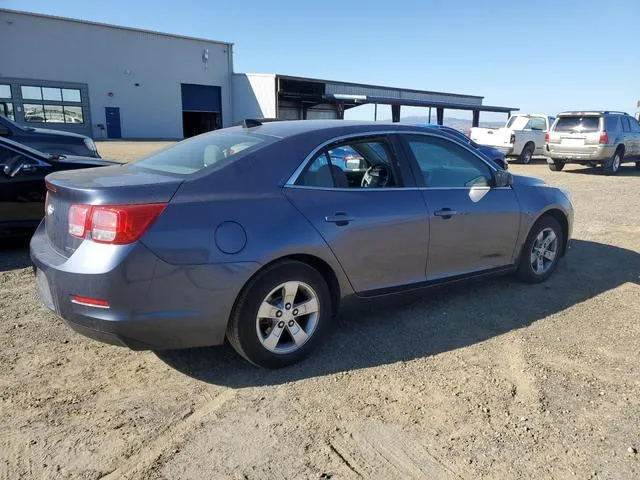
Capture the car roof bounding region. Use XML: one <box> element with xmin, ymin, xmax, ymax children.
<box><xmin>228</xmin><ymin>119</ymin><xmax>438</xmax><ymax>139</ymax></box>
<box><xmin>0</xmin><ymin>135</ymin><xmax>46</xmax><ymax>158</ymax></box>
<box><xmin>558</xmin><ymin>111</ymin><xmax>629</xmax><ymax>117</ymax></box>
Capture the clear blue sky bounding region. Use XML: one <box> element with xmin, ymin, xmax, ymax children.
<box><xmin>3</xmin><ymin>0</ymin><xmax>639</xmax><ymax>121</ymax></box>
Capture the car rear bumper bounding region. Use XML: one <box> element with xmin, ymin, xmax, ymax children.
<box><xmin>30</xmin><ymin>222</ymin><xmax>260</xmax><ymax>350</ymax></box>
<box><xmin>545</xmin><ymin>144</ymin><xmax>614</xmax><ymax>163</ymax></box>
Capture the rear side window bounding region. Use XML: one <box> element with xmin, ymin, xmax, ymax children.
<box><xmin>526</xmin><ymin>117</ymin><xmax>546</xmax><ymax>131</ymax></box>
<box><xmin>605</xmin><ymin>116</ymin><xmax>620</xmax><ymax>132</ymax></box>
<box><xmin>621</xmin><ymin>117</ymin><xmax>631</xmax><ymax>132</ymax></box>
<box><xmin>131</xmin><ymin>130</ymin><xmax>268</xmax><ymax>175</ymax></box>
<box><xmin>554</xmin><ymin>116</ymin><xmax>600</xmax><ymax>133</ymax></box>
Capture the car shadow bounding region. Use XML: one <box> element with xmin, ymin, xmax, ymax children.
<box><xmin>156</xmin><ymin>239</ymin><xmax>640</xmax><ymax>387</ymax></box>
<box><xmin>564</xmin><ymin>165</ymin><xmax>640</xmax><ymax>176</ymax></box>
<box><xmin>0</xmin><ymin>236</ymin><xmax>33</xmax><ymax>272</ymax></box>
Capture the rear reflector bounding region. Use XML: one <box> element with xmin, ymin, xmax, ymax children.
<box><xmin>71</xmin><ymin>295</ymin><xmax>110</xmax><ymax>308</ymax></box>
<box><xmin>68</xmin><ymin>203</ymin><xmax>166</xmax><ymax>244</ymax></box>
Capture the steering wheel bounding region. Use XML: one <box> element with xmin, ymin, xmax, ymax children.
<box><xmin>361</xmin><ymin>164</ymin><xmax>390</xmax><ymax>188</ymax></box>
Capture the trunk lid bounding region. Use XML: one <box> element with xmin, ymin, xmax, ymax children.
<box><xmin>45</xmin><ymin>165</ymin><xmax>182</xmax><ymax>257</ymax></box>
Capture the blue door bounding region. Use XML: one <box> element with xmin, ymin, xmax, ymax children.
<box><xmin>105</xmin><ymin>107</ymin><xmax>121</xmax><ymax>139</ymax></box>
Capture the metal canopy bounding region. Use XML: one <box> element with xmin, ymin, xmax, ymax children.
<box><xmin>326</xmin><ymin>94</ymin><xmax>518</xmax><ymax>113</ymax></box>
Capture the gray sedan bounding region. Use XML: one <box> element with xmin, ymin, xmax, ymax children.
<box><xmin>31</xmin><ymin>120</ymin><xmax>573</xmax><ymax>368</ymax></box>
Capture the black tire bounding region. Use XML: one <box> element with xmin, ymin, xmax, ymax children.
<box><xmin>226</xmin><ymin>260</ymin><xmax>332</xmax><ymax>368</ymax></box>
<box><xmin>635</xmin><ymin>161</ymin><xmax>640</xmax><ymax>170</ymax></box>
<box><xmin>517</xmin><ymin>216</ymin><xmax>564</xmax><ymax>284</ymax></box>
<box><xmin>518</xmin><ymin>143</ymin><xmax>535</xmax><ymax>164</ymax></box>
<box><xmin>548</xmin><ymin>160</ymin><xmax>565</xmax><ymax>171</ymax></box>
<box><xmin>602</xmin><ymin>148</ymin><xmax>623</xmax><ymax>175</ymax></box>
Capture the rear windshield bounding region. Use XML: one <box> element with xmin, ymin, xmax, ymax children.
<box><xmin>130</xmin><ymin>130</ymin><xmax>268</xmax><ymax>175</ymax></box>
<box><xmin>554</xmin><ymin>116</ymin><xmax>600</xmax><ymax>133</ymax></box>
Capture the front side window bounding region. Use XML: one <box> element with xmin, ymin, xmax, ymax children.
<box><xmin>630</xmin><ymin>118</ymin><xmax>640</xmax><ymax>133</ymax></box>
<box><xmin>297</xmin><ymin>139</ymin><xmax>399</xmax><ymax>189</ymax></box>
<box><xmin>131</xmin><ymin>130</ymin><xmax>268</xmax><ymax>176</ymax></box>
<box><xmin>407</xmin><ymin>136</ymin><xmax>491</xmax><ymax>188</ymax></box>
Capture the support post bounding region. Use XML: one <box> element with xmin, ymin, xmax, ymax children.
<box><xmin>374</xmin><ymin>103</ymin><xmax>378</xmax><ymax>121</ymax></box>
<box><xmin>472</xmin><ymin>110</ymin><xmax>480</xmax><ymax>128</ymax></box>
<box><xmin>336</xmin><ymin>102</ymin><xmax>345</xmax><ymax>120</ymax></box>
<box><xmin>428</xmin><ymin>107</ymin><xmax>432</xmax><ymax>124</ymax></box>
<box><xmin>436</xmin><ymin>107</ymin><xmax>444</xmax><ymax>125</ymax></box>
<box><xmin>391</xmin><ymin>104</ymin><xmax>401</xmax><ymax>123</ymax></box>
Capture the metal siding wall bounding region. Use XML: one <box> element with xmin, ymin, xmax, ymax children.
<box><xmin>231</xmin><ymin>74</ymin><xmax>276</xmax><ymax>122</ymax></box>
<box><xmin>0</xmin><ymin>10</ymin><xmax>232</xmax><ymax>139</ymax></box>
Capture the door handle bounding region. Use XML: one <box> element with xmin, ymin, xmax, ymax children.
<box><xmin>434</xmin><ymin>208</ymin><xmax>458</xmax><ymax>219</ymax></box>
<box><xmin>325</xmin><ymin>212</ymin><xmax>354</xmax><ymax>226</ymax></box>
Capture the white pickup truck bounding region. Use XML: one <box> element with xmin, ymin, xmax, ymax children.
<box><xmin>469</xmin><ymin>114</ymin><xmax>555</xmax><ymax>164</ymax></box>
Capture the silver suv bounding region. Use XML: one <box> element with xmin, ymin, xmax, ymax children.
<box><xmin>545</xmin><ymin>111</ymin><xmax>640</xmax><ymax>175</ymax></box>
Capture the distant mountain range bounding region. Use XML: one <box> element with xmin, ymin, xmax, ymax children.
<box><xmin>383</xmin><ymin>115</ymin><xmax>505</xmax><ymax>132</ymax></box>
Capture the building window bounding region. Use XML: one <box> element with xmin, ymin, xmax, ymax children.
<box><xmin>24</xmin><ymin>104</ymin><xmax>84</xmax><ymax>124</ymax></box>
<box><xmin>63</xmin><ymin>106</ymin><xmax>83</xmax><ymax>123</ymax></box>
<box><xmin>42</xmin><ymin>87</ymin><xmax>62</xmax><ymax>101</ymax></box>
<box><xmin>21</xmin><ymin>86</ymin><xmax>43</xmax><ymax>100</ymax></box>
<box><xmin>1</xmin><ymin>102</ymin><xmax>14</xmax><ymax>120</ymax></box>
<box><xmin>62</xmin><ymin>89</ymin><xmax>81</xmax><ymax>102</ymax></box>
<box><xmin>0</xmin><ymin>85</ymin><xmax>10</xmax><ymax>99</ymax></box>
<box><xmin>21</xmin><ymin>85</ymin><xmax>81</xmax><ymax>103</ymax></box>
<box><xmin>24</xmin><ymin>104</ymin><xmax>45</xmax><ymax>122</ymax></box>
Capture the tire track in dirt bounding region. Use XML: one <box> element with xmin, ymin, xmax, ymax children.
<box><xmin>101</xmin><ymin>389</ymin><xmax>236</xmax><ymax>480</ymax></box>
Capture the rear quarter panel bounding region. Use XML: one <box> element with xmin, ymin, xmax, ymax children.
<box><xmin>141</xmin><ymin>136</ymin><xmax>357</xmax><ymax>299</ymax></box>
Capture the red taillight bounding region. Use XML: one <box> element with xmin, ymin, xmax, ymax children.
<box><xmin>599</xmin><ymin>131</ymin><xmax>609</xmax><ymax>144</ymax></box>
<box><xmin>68</xmin><ymin>203</ymin><xmax>166</xmax><ymax>244</ymax></box>
<box><xmin>71</xmin><ymin>295</ymin><xmax>110</xmax><ymax>308</ymax></box>
<box><xmin>544</xmin><ymin>132</ymin><xmax>549</xmax><ymax>143</ymax></box>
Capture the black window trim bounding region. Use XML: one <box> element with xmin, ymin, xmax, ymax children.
<box><xmin>292</xmin><ymin>134</ymin><xmax>408</xmax><ymax>189</ymax></box>
<box><xmin>285</xmin><ymin>130</ymin><xmax>499</xmax><ymax>191</ymax></box>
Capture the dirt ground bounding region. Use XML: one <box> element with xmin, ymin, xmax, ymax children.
<box><xmin>1</xmin><ymin>143</ymin><xmax>639</xmax><ymax>479</ymax></box>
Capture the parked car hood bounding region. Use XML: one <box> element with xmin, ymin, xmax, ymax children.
<box><xmin>512</xmin><ymin>174</ymin><xmax>546</xmax><ymax>187</ymax></box>
<box><xmin>31</xmin><ymin>127</ymin><xmax>89</xmax><ymax>139</ymax></box>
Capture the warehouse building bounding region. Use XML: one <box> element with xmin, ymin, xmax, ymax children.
<box><xmin>0</xmin><ymin>9</ymin><xmax>516</xmax><ymax>140</ymax></box>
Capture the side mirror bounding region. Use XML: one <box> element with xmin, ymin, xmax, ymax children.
<box><xmin>0</xmin><ymin>127</ymin><xmax>10</xmax><ymax>136</ymax></box>
<box><xmin>493</xmin><ymin>169</ymin><xmax>513</xmax><ymax>188</ymax></box>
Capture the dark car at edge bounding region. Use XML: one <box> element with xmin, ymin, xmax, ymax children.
<box><xmin>0</xmin><ymin>115</ymin><xmax>100</xmax><ymax>158</ymax></box>
<box><xmin>1</xmin><ymin>136</ymin><xmax>115</xmax><ymax>236</ymax></box>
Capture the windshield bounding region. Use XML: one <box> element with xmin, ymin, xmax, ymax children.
<box><xmin>0</xmin><ymin>114</ymin><xmax>30</xmax><ymax>132</ymax></box>
<box><xmin>505</xmin><ymin>116</ymin><xmax>528</xmax><ymax>129</ymax></box>
<box><xmin>554</xmin><ymin>116</ymin><xmax>600</xmax><ymax>133</ymax></box>
<box><xmin>131</xmin><ymin>129</ymin><xmax>269</xmax><ymax>175</ymax></box>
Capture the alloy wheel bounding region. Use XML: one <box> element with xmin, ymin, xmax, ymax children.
<box><xmin>255</xmin><ymin>281</ymin><xmax>320</xmax><ymax>354</ymax></box>
<box><xmin>530</xmin><ymin>227</ymin><xmax>558</xmax><ymax>275</ymax></box>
